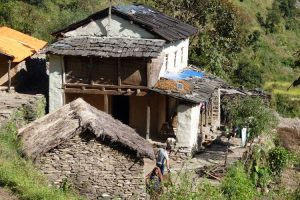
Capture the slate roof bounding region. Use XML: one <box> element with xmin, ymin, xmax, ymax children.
<box><xmin>52</xmin><ymin>4</ymin><xmax>198</xmax><ymax>42</ymax></box>
<box><xmin>46</xmin><ymin>37</ymin><xmax>165</xmax><ymax>58</ymax></box>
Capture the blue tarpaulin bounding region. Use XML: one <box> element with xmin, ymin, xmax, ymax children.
<box><xmin>162</xmin><ymin>70</ymin><xmax>204</xmax><ymax>80</ymax></box>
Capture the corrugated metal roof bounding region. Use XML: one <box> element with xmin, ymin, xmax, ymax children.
<box><xmin>0</xmin><ymin>27</ymin><xmax>47</xmax><ymax>62</ymax></box>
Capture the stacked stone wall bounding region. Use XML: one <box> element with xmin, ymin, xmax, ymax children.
<box><xmin>37</xmin><ymin>134</ymin><xmax>146</xmax><ymax>199</ymax></box>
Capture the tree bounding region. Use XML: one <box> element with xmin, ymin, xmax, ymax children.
<box><xmin>232</xmin><ymin>58</ymin><xmax>263</xmax><ymax>89</ymax></box>
<box><xmin>226</xmin><ymin>96</ymin><xmax>278</xmax><ymax>141</ymax></box>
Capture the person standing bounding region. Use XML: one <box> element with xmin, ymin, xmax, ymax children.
<box><xmin>156</xmin><ymin>146</ymin><xmax>171</xmax><ymax>175</ymax></box>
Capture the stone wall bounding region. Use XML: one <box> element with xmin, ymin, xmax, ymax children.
<box><xmin>37</xmin><ymin>133</ymin><xmax>146</xmax><ymax>200</ymax></box>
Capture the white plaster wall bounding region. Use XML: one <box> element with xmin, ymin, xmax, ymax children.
<box><xmin>159</xmin><ymin>38</ymin><xmax>189</xmax><ymax>77</ymax></box>
<box><xmin>64</xmin><ymin>15</ymin><xmax>156</xmax><ymax>39</ymax></box>
<box><xmin>176</xmin><ymin>104</ymin><xmax>200</xmax><ymax>150</ymax></box>
<box><xmin>49</xmin><ymin>55</ymin><xmax>64</xmax><ymax>112</ymax></box>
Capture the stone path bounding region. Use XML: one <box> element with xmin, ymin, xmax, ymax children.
<box><xmin>144</xmin><ymin>137</ymin><xmax>246</xmax><ymax>176</ymax></box>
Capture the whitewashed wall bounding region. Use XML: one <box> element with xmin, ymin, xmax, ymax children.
<box><xmin>159</xmin><ymin>38</ymin><xmax>189</xmax><ymax>77</ymax></box>
<box><xmin>49</xmin><ymin>55</ymin><xmax>64</xmax><ymax>112</ymax></box>
<box><xmin>176</xmin><ymin>104</ymin><xmax>200</xmax><ymax>150</ymax></box>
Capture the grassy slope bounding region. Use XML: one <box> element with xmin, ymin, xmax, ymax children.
<box><xmin>0</xmin><ymin>109</ymin><xmax>83</xmax><ymax>200</ymax></box>
<box><xmin>232</xmin><ymin>0</ymin><xmax>300</xmax><ymax>117</ymax></box>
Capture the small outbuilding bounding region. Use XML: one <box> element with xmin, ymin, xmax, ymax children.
<box><xmin>18</xmin><ymin>98</ymin><xmax>155</xmax><ymax>199</ymax></box>
<box><xmin>0</xmin><ymin>27</ymin><xmax>47</xmax><ymax>91</ymax></box>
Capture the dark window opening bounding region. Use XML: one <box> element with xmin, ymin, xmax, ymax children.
<box><xmin>112</xmin><ymin>96</ymin><xmax>130</xmax><ymax>125</ymax></box>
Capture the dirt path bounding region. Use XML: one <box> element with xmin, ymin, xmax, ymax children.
<box><xmin>0</xmin><ymin>187</ymin><xmax>19</xmax><ymax>200</ymax></box>
<box><xmin>144</xmin><ymin>137</ymin><xmax>245</xmax><ymax>176</ymax></box>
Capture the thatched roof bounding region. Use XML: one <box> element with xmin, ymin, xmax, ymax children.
<box><xmin>18</xmin><ymin>98</ymin><xmax>155</xmax><ymax>160</ymax></box>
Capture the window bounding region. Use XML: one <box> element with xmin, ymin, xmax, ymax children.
<box><xmin>165</xmin><ymin>54</ymin><xmax>169</xmax><ymax>70</ymax></box>
<box><xmin>181</xmin><ymin>47</ymin><xmax>184</xmax><ymax>64</ymax></box>
<box><xmin>174</xmin><ymin>51</ymin><xmax>178</xmax><ymax>68</ymax></box>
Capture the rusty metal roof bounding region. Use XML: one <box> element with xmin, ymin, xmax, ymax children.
<box><xmin>46</xmin><ymin>37</ymin><xmax>165</xmax><ymax>58</ymax></box>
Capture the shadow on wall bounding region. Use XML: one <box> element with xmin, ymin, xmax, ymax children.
<box><xmin>15</xmin><ymin>55</ymin><xmax>49</xmax><ymax>111</ymax></box>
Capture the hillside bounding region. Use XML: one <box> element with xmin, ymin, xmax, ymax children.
<box><xmin>232</xmin><ymin>0</ymin><xmax>300</xmax><ymax>117</ymax></box>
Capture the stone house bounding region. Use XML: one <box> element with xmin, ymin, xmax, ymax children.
<box><xmin>46</xmin><ymin>4</ymin><xmax>224</xmax><ymax>153</ymax></box>
<box><xmin>18</xmin><ymin>98</ymin><xmax>155</xmax><ymax>199</ymax></box>
<box><xmin>0</xmin><ymin>27</ymin><xmax>46</xmax><ymax>91</ymax></box>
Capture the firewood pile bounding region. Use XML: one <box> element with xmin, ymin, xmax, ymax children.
<box><xmin>196</xmin><ymin>164</ymin><xmax>227</xmax><ymax>181</ymax></box>
<box><xmin>154</xmin><ymin>79</ymin><xmax>191</xmax><ymax>94</ymax></box>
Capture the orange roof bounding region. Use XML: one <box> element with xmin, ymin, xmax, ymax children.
<box><xmin>0</xmin><ymin>27</ymin><xmax>47</xmax><ymax>62</ymax></box>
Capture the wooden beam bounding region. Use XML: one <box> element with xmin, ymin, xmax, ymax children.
<box><xmin>7</xmin><ymin>59</ymin><xmax>12</xmax><ymax>93</ymax></box>
<box><xmin>104</xmin><ymin>94</ymin><xmax>108</xmax><ymax>113</ymax></box>
<box><xmin>64</xmin><ymin>88</ymin><xmax>148</xmax><ymax>96</ymax></box>
<box><xmin>65</xmin><ymin>83</ymin><xmax>147</xmax><ymax>90</ymax></box>
<box><xmin>117</xmin><ymin>58</ymin><xmax>121</xmax><ymax>86</ymax></box>
<box><xmin>146</xmin><ymin>96</ymin><xmax>151</xmax><ymax>140</ymax></box>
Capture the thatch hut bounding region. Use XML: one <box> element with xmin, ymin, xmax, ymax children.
<box><xmin>18</xmin><ymin>98</ymin><xmax>154</xmax><ymax>199</ymax></box>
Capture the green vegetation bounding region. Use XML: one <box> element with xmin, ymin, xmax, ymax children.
<box><xmin>221</xmin><ymin>162</ymin><xmax>257</xmax><ymax>200</ymax></box>
<box><xmin>225</xmin><ymin>96</ymin><xmax>278</xmax><ymax>141</ymax></box>
<box><xmin>0</xmin><ymin>107</ymin><xmax>83</xmax><ymax>200</ymax></box>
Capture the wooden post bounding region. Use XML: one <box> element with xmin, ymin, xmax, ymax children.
<box><xmin>146</xmin><ymin>96</ymin><xmax>151</xmax><ymax>140</ymax></box>
<box><xmin>146</xmin><ymin>59</ymin><xmax>151</xmax><ymax>87</ymax></box>
<box><xmin>211</xmin><ymin>99</ymin><xmax>214</xmax><ymax>125</ymax></box>
<box><xmin>200</xmin><ymin>109</ymin><xmax>203</xmax><ymax>133</ymax></box>
<box><xmin>7</xmin><ymin>59</ymin><xmax>12</xmax><ymax>93</ymax></box>
<box><xmin>205</xmin><ymin>102</ymin><xmax>208</xmax><ymax>127</ymax></box>
<box><xmin>104</xmin><ymin>94</ymin><xmax>108</xmax><ymax>113</ymax></box>
<box><xmin>117</xmin><ymin>58</ymin><xmax>121</xmax><ymax>86</ymax></box>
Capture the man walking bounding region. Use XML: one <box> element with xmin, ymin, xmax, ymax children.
<box><xmin>156</xmin><ymin>146</ymin><xmax>171</xmax><ymax>175</ymax></box>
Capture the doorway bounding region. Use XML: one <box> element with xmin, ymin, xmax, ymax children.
<box><xmin>112</xmin><ymin>96</ymin><xmax>130</xmax><ymax>125</ymax></box>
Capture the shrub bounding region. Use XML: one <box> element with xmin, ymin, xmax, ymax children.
<box><xmin>221</xmin><ymin>162</ymin><xmax>257</xmax><ymax>200</ymax></box>
<box><xmin>160</xmin><ymin>172</ymin><xmax>225</xmax><ymax>200</ymax></box>
<box><xmin>268</xmin><ymin>146</ymin><xmax>291</xmax><ymax>176</ymax></box>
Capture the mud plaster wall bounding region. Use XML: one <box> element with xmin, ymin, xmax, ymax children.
<box><xmin>65</xmin><ymin>93</ymin><xmax>112</xmax><ymax>114</ymax></box>
<box><xmin>49</xmin><ymin>55</ymin><xmax>64</xmax><ymax>112</ymax></box>
<box><xmin>129</xmin><ymin>94</ymin><xmax>166</xmax><ymax>140</ymax></box>
<box><xmin>176</xmin><ymin>104</ymin><xmax>200</xmax><ymax>150</ymax></box>
<box><xmin>37</xmin><ymin>134</ymin><xmax>146</xmax><ymax>200</ymax></box>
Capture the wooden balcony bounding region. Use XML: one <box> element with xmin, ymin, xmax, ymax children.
<box><xmin>64</xmin><ymin>83</ymin><xmax>148</xmax><ymax>96</ymax></box>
